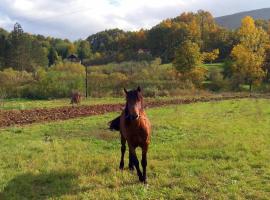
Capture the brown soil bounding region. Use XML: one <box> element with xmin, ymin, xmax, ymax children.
<box><xmin>0</xmin><ymin>93</ymin><xmax>264</xmax><ymax>128</ymax></box>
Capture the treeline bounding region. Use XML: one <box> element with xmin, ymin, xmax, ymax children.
<box><xmin>1</xmin><ymin>10</ymin><xmax>270</xmax><ymax>70</ymax></box>
<box><xmin>1</xmin><ymin>10</ymin><xmax>270</xmax><ymax>99</ymax></box>
<box><xmin>0</xmin><ymin>23</ymin><xmax>95</xmax><ymax>72</ymax></box>
<box><xmin>87</xmin><ymin>10</ymin><xmax>233</xmax><ymax>64</ymax></box>
<box><xmin>0</xmin><ymin>10</ymin><xmax>238</xmax><ymax>71</ymax></box>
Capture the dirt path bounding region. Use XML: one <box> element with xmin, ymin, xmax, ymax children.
<box><xmin>0</xmin><ymin>93</ymin><xmax>264</xmax><ymax>128</ymax></box>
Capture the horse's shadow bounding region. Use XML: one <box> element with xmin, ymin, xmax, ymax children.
<box><xmin>0</xmin><ymin>171</ymin><xmax>79</xmax><ymax>200</ymax></box>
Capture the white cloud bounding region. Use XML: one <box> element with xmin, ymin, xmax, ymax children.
<box><xmin>0</xmin><ymin>0</ymin><xmax>270</xmax><ymax>40</ymax></box>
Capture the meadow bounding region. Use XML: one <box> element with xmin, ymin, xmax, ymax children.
<box><xmin>0</xmin><ymin>91</ymin><xmax>214</xmax><ymax>110</ymax></box>
<box><xmin>0</xmin><ymin>98</ymin><xmax>270</xmax><ymax>199</ymax></box>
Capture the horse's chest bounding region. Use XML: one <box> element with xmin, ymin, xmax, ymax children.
<box><xmin>125</xmin><ymin>126</ymin><xmax>147</xmax><ymax>146</ymax></box>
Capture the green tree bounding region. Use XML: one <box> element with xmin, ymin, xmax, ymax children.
<box><xmin>5</xmin><ymin>23</ymin><xmax>32</xmax><ymax>71</ymax></box>
<box><xmin>48</xmin><ymin>47</ymin><xmax>59</xmax><ymax>66</ymax></box>
<box><xmin>173</xmin><ymin>40</ymin><xmax>202</xmax><ymax>74</ymax></box>
<box><xmin>31</xmin><ymin>39</ymin><xmax>49</xmax><ymax>68</ymax></box>
<box><xmin>77</xmin><ymin>40</ymin><xmax>92</xmax><ymax>61</ymax></box>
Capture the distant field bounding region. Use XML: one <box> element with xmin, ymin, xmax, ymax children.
<box><xmin>0</xmin><ymin>97</ymin><xmax>124</xmax><ymax>110</ymax></box>
<box><xmin>0</xmin><ymin>92</ymin><xmax>214</xmax><ymax>110</ymax></box>
<box><xmin>161</xmin><ymin>62</ymin><xmax>225</xmax><ymax>72</ymax></box>
<box><xmin>0</xmin><ymin>99</ymin><xmax>269</xmax><ymax>199</ymax></box>
<box><xmin>202</xmin><ymin>63</ymin><xmax>224</xmax><ymax>71</ymax></box>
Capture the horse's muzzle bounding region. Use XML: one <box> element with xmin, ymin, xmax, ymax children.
<box><xmin>127</xmin><ymin>114</ymin><xmax>140</xmax><ymax>121</ymax></box>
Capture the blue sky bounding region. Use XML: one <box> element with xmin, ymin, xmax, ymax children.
<box><xmin>1</xmin><ymin>0</ymin><xmax>270</xmax><ymax>40</ymax></box>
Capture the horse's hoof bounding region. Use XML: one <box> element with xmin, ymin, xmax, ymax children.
<box><xmin>128</xmin><ymin>166</ymin><xmax>134</xmax><ymax>171</ymax></box>
<box><xmin>119</xmin><ymin>164</ymin><xmax>124</xmax><ymax>170</ymax></box>
<box><xmin>139</xmin><ymin>176</ymin><xmax>144</xmax><ymax>182</ymax></box>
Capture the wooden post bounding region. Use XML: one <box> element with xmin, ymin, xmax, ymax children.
<box><xmin>85</xmin><ymin>65</ymin><xmax>88</xmax><ymax>98</ymax></box>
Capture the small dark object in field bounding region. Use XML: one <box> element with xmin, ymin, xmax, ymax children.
<box><xmin>109</xmin><ymin>86</ymin><xmax>151</xmax><ymax>184</ymax></box>
<box><xmin>70</xmin><ymin>91</ymin><xmax>81</xmax><ymax>106</ymax></box>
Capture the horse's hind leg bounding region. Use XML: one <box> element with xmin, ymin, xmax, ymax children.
<box><xmin>119</xmin><ymin>134</ymin><xmax>126</xmax><ymax>170</ymax></box>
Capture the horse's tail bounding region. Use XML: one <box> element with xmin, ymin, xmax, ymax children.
<box><xmin>109</xmin><ymin>116</ymin><xmax>120</xmax><ymax>131</ymax></box>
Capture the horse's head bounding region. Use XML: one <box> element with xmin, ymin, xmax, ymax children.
<box><xmin>124</xmin><ymin>86</ymin><xmax>143</xmax><ymax>121</ymax></box>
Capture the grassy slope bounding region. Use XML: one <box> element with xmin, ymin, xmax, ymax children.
<box><xmin>0</xmin><ymin>99</ymin><xmax>270</xmax><ymax>199</ymax></box>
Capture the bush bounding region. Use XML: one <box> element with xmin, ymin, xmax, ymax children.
<box><xmin>143</xmin><ymin>87</ymin><xmax>159</xmax><ymax>97</ymax></box>
<box><xmin>208</xmin><ymin>69</ymin><xmax>228</xmax><ymax>91</ymax></box>
<box><xmin>0</xmin><ymin>68</ymin><xmax>34</xmax><ymax>98</ymax></box>
<box><xmin>23</xmin><ymin>62</ymin><xmax>85</xmax><ymax>99</ymax></box>
<box><xmin>183</xmin><ymin>67</ymin><xmax>207</xmax><ymax>88</ymax></box>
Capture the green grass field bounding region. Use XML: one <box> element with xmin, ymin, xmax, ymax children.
<box><xmin>202</xmin><ymin>63</ymin><xmax>224</xmax><ymax>71</ymax></box>
<box><xmin>0</xmin><ymin>97</ymin><xmax>124</xmax><ymax>110</ymax></box>
<box><xmin>0</xmin><ymin>93</ymin><xmax>213</xmax><ymax>110</ymax></box>
<box><xmin>0</xmin><ymin>99</ymin><xmax>270</xmax><ymax>199</ymax></box>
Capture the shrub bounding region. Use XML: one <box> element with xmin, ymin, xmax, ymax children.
<box><xmin>208</xmin><ymin>69</ymin><xmax>228</xmax><ymax>91</ymax></box>
<box><xmin>184</xmin><ymin>67</ymin><xmax>207</xmax><ymax>88</ymax></box>
<box><xmin>0</xmin><ymin>68</ymin><xmax>34</xmax><ymax>98</ymax></box>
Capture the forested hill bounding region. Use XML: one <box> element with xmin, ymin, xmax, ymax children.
<box><xmin>215</xmin><ymin>8</ymin><xmax>270</xmax><ymax>29</ymax></box>
<box><xmin>1</xmin><ymin>9</ymin><xmax>270</xmax><ymax>71</ymax></box>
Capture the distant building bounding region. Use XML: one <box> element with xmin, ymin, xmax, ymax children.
<box><xmin>67</xmin><ymin>54</ymin><xmax>81</xmax><ymax>64</ymax></box>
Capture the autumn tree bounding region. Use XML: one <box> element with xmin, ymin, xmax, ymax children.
<box><xmin>202</xmin><ymin>49</ymin><xmax>219</xmax><ymax>63</ymax></box>
<box><xmin>262</xmin><ymin>47</ymin><xmax>270</xmax><ymax>82</ymax></box>
<box><xmin>173</xmin><ymin>40</ymin><xmax>202</xmax><ymax>74</ymax></box>
<box><xmin>230</xmin><ymin>16</ymin><xmax>269</xmax><ymax>91</ymax></box>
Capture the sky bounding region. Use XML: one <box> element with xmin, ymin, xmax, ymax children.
<box><xmin>1</xmin><ymin>0</ymin><xmax>270</xmax><ymax>40</ymax></box>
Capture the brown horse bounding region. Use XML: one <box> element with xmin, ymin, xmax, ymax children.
<box><xmin>70</xmin><ymin>91</ymin><xmax>81</xmax><ymax>106</ymax></box>
<box><xmin>109</xmin><ymin>86</ymin><xmax>151</xmax><ymax>183</ymax></box>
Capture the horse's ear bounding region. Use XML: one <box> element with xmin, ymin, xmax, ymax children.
<box><xmin>124</xmin><ymin>88</ymin><xmax>128</xmax><ymax>95</ymax></box>
<box><xmin>137</xmin><ymin>86</ymin><xmax>141</xmax><ymax>92</ymax></box>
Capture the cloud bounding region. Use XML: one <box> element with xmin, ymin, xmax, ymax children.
<box><xmin>0</xmin><ymin>0</ymin><xmax>270</xmax><ymax>40</ymax></box>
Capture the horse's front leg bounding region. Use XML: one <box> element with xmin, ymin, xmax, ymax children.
<box><xmin>141</xmin><ymin>145</ymin><xmax>148</xmax><ymax>184</ymax></box>
<box><xmin>119</xmin><ymin>134</ymin><xmax>126</xmax><ymax>170</ymax></box>
<box><xmin>128</xmin><ymin>151</ymin><xmax>134</xmax><ymax>171</ymax></box>
<box><xmin>128</xmin><ymin>144</ymin><xmax>143</xmax><ymax>182</ymax></box>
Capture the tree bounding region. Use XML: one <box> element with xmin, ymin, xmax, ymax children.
<box><xmin>0</xmin><ymin>33</ymin><xmax>7</xmax><ymax>69</ymax></box>
<box><xmin>231</xmin><ymin>44</ymin><xmax>265</xmax><ymax>91</ymax></box>
<box><xmin>5</xmin><ymin>23</ymin><xmax>32</xmax><ymax>71</ymax></box>
<box><xmin>230</xmin><ymin>16</ymin><xmax>269</xmax><ymax>91</ymax></box>
<box><xmin>67</xmin><ymin>43</ymin><xmax>76</xmax><ymax>55</ymax></box>
<box><xmin>173</xmin><ymin>40</ymin><xmax>202</xmax><ymax>74</ymax></box>
<box><xmin>202</xmin><ymin>49</ymin><xmax>219</xmax><ymax>63</ymax></box>
<box><xmin>263</xmin><ymin>47</ymin><xmax>270</xmax><ymax>82</ymax></box>
<box><xmin>31</xmin><ymin>39</ymin><xmax>49</xmax><ymax>68</ymax></box>
<box><xmin>48</xmin><ymin>47</ymin><xmax>59</xmax><ymax>66</ymax></box>
<box><xmin>77</xmin><ymin>40</ymin><xmax>92</xmax><ymax>61</ymax></box>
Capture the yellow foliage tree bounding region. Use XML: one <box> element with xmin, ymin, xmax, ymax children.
<box><xmin>231</xmin><ymin>44</ymin><xmax>265</xmax><ymax>89</ymax></box>
<box><xmin>202</xmin><ymin>49</ymin><xmax>219</xmax><ymax>63</ymax></box>
<box><xmin>231</xmin><ymin>16</ymin><xmax>269</xmax><ymax>90</ymax></box>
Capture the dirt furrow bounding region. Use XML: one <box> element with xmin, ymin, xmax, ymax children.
<box><xmin>0</xmin><ymin>94</ymin><xmax>260</xmax><ymax>128</ymax></box>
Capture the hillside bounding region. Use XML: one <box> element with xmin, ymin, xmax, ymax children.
<box><xmin>215</xmin><ymin>8</ymin><xmax>270</xmax><ymax>29</ymax></box>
